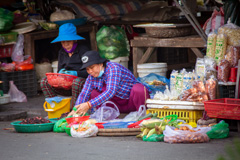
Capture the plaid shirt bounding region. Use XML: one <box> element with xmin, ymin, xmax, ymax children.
<box><xmin>75</xmin><ymin>62</ymin><xmax>139</xmax><ymax>108</ymax></box>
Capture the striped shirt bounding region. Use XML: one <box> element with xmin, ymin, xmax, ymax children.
<box><xmin>75</xmin><ymin>62</ymin><xmax>139</xmax><ymax>107</ymax></box>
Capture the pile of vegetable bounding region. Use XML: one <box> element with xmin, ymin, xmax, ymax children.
<box><xmin>20</xmin><ymin>117</ymin><xmax>51</xmax><ymax>124</ymax></box>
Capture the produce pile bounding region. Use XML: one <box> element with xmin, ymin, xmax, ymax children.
<box><xmin>46</xmin><ymin>73</ymin><xmax>77</xmax><ymax>90</ymax></box>
<box><xmin>20</xmin><ymin>117</ymin><xmax>51</xmax><ymax>124</ymax></box>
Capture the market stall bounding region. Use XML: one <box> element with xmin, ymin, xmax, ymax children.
<box><xmin>1</xmin><ymin>0</ymin><xmax>240</xmax><ymax>145</ymax></box>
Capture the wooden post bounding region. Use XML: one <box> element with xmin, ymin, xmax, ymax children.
<box><xmin>133</xmin><ymin>47</ymin><xmax>144</xmax><ymax>77</ymax></box>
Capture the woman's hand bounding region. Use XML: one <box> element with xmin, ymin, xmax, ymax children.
<box><xmin>75</xmin><ymin>102</ymin><xmax>90</xmax><ymax>116</ymax></box>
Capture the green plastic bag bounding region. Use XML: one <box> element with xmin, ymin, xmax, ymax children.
<box><xmin>0</xmin><ymin>8</ymin><xmax>14</xmax><ymax>32</ymax></box>
<box><xmin>53</xmin><ymin>116</ymin><xmax>71</xmax><ymax>133</ymax></box>
<box><xmin>143</xmin><ymin>134</ymin><xmax>164</xmax><ymax>142</ymax></box>
<box><xmin>96</xmin><ymin>25</ymin><xmax>130</xmax><ymax>60</ymax></box>
<box><xmin>206</xmin><ymin>120</ymin><xmax>229</xmax><ymax>139</ymax></box>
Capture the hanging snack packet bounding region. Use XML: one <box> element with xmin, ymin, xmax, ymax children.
<box><xmin>195</xmin><ymin>58</ymin><xmax>205</xmax><ymax>81</ymax></box>
<box><xmin>206</xmin><ymin>32</ymin><xmax>217</xmax><ymax>58</ymax></box>
<box><xmin>225</xmin><ymin>46</ymin><xmax>240</xmax><ymax>67</ymax></box>
<box><xmin>175</xmin><ymin>69</ymin><xmax>186</xmax><ymax>94</ymax></box>
<box><xmin>182</xmin><ymin>71</ymin><xmax>194</xmax><ymax>91</ymax></box>
<box><xmin>205</xmin><ymin>76</ymin><xmax>217</xmax><ymax>100</ymax></box>
<box><xmin>170</xmin><ymin>70</ymin><xmax>178</xmax><ymax>91</ymax></box>
<box><xmin>204</xmin><ymin>56</ymin><xmax>217</xmax><ymax>80</ymax></box>
<box><xmin>215</xmin><ymin>33</ymin><xmax>227</xmax><ymax>65</ymax></box>
<box><xmin>218</xmin><ymin>59</ymin><xmax>230</xmax><ymax>82</ymax></box>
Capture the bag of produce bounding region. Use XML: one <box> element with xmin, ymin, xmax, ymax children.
<box><xmin>0</xmin><ymin>8</ymin><xmax>14</xmax><ymax>32</ymax></box>
<box><xmin>71</xmin><ymin>122</ymin><xmax>98</xmax><ymax>138</ymax></box>
<box><xmin>175</xmin><ymin>69</ymin><xmax>186</xmax><ymax>94</ymax></box>
<box><xmin>96</xmin><ymin>25</ymin><xmax>130</xmax><ymax>60</ymax></box>
<box><xmin>225</xmin><ymin>46</ymin><xmax>240</xmax><ymax>67</ymax></box>
<box><xmin>206</xmin><ymin>120</ymin><xmax>229</xmax><ymax>139</ymax></box>
<box><xmin>163</xmin><ymin>125</ymin><xmax>210</xmax><ymax>143</ymax></box>
<box><xmin>215</xmin><ymin>33</ymin><xmax>227</xmax><ymax>65</ymax></box>
<box><xmin>206</xmin><ymin>32</ymin><xmax>217</xmax><ymax>58</ymax></box>
<box><xmin>53</xmin><ymin>117</ymin><xmax>69</xmax><ymax>133</ymax></box>
<box><xmin>218</xmin><ymin>59</ymin><xmax>231</xmax><ymax>82</ymax></box>
<box><xmin>143</xmin><ymin>134</ymin><xmax>164</xmax><ymax>142</ymax></box>
<box><xmin>182</xmin><ymin>71</ymin><xmax>195</xmax><ymax>91</ymax></box>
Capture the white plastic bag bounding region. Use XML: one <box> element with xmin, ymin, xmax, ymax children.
<box><xmin>8</xmin><ymin>81</ymin><xmax>27</xmax><ymax>102</ymax></box>
<box><xmin>90</xmin><ymin>101</ymin><xmax>120</xmax><ymax>122</ymax></box>
<box><xmin>122</xmin><ymin>105</ymin><xmax>146</xmax><ymax>121</ymax></box>
<box><xmin>163</xmin><ymin>125</ymin><xmax>210</xmax><ymax>143</ymax></box>
<box><xmin>71</xmin><ymin>123</ymin><xmax>98</xmax><ymax>138</ymax></box>
<box><xmin>11</xmin><ymin>34</ymin><xmax>24</xmax><ymax>62</ymax></box>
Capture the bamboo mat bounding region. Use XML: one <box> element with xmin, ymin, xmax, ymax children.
<box><xmin>97</xmin><ymin>128</ymin><xmax>141</xmax><ymax>136</ymax></box>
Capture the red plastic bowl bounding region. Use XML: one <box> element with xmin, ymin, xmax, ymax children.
<box><xmin>65</xmin><ymin>116</ymin><xmax>90</xmax><ymax>125</ymax></box>
<box><xmin>46</xmin><ymin>73</ymin><xmax>78</xmax><ymax>90</ymax></box>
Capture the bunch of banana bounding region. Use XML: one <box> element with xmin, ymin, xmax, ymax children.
<box><xmin>136</xmin><ymin>120</ymin><xmax>167</xmax><ymax>139</ymax></box>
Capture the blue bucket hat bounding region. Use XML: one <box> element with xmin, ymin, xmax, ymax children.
<box><xmin>51</xmin><ymin>23</ymin><xmax>85</xmax><ymax>43</ymax></box>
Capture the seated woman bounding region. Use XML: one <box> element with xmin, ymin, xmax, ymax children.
<box><xmin>40</xmin><ymin>23</ymin><xmax>89</xmax><ymax>108</ymax></box>
<box><xmin>68</xmin><ymin>50</ymin><xmax>150</xmax><ymax>116</ymax></box>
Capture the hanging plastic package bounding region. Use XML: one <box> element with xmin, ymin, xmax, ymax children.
<box><xmin>90</xmin><ymin>101</ymin><xmax>120</xmax><ymax>122</ymax></box>
<box><xmin>11</xmin><ymin>34</ymin><xmax>24</xmax><ymax>62</ymax></box>
<box><xmin>96</xmin><ymin>25</ymin><xmax>130</xmax><ymax>60</ymax></box>
<box><xmin>8</xmin><ymin>81</ymin><xmax>27</xmax><ymax>102</ymax></box>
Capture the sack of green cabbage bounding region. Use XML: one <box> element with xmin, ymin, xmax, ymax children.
<box><xmin>0</xmin><ymin>8</ymin><xmax>14</xmax><ymax>32</ymax></box>
<box><xmin>96</xmin><ymin>25</ymin><xmax>130</xmax><ymax>60</ymax></box>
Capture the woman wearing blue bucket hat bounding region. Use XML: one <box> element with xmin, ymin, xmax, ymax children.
<box><xmin>40</xmin><ymin>23</ymin><xmax>90</xmax><ymax>108</ymax></box>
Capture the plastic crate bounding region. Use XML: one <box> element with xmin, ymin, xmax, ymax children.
<box><xmin>204</xmin><ymin>98</ymin><xmax>240</xmax><ymax>120</ymax></box>
<box><xmin>146</xmin><ymin>108</ymin><xmax>203</xmax><ymax>123</ymax></box>
<box><xmin>0</xmin><ymin>44</ymin><xmax>14</xmax><ymax>58</ymax></box>
<box><xmin>219</xmin><ymin>85</ymin><xmax>235</xmax><ymax>98</ymax></box>
<box><xmin>0</xmin><ymin>70</ymin><xmax>37</xmax><ymax>97</ymax></box>
<box><xmin>0</xmin><ymin>32</ymin><xmax>18</xmax><ymax>43</ymax></box>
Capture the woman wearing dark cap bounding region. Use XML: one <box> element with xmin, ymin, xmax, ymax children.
<box><xmin>40</xmin><ymin>23</ymin><xmax>89</xmax><ymax>108</ymax></box>
<box><xmin>68</xmin><ymin>50</ymin><xmax>150</xmax><ymax>116</ymax></box>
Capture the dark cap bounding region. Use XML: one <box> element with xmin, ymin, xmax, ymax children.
<box><xmin>80</xmin><ymin>51</ymin><xmax>107</xmax><ymax>69</ymax></box>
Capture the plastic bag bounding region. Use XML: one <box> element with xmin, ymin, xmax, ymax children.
<box><xmin>11</xmin><ymin>34</ymin><xmax>24</xmax><ymax>62</ymax></box>
<box><xmin>53</xmin><ymin>117</ymin><xmax>68</xmax><ymax>133</ymax></box>
<box><xmin>218</xmin><ymin>59</ymin><xmax>231</xmax><ymax>82</ymax></box>
<box><xmin>225</xmin><ymin>46</ymin><xmax>240</xmax><ymax>67</ymax></box>
<box><xmin>195</xmin><ymin>58</ymin><xmax>205</xmax><ymax>81</ymax></box>
<box><xmin>163</xmin><ymin>125</ymin><xmax>210</xmax><ymax>143</ymax></box>
<box><xmin>206</xmin><ymin>120</ymin><xmax>229</xmax><ymax>139</ymax></box>
<box><xmin>137</xmin><ymin>73</ymin><xmax>170</xmax><ymax>94</ymax></box>
<box><xmin>203</xmin><ymin>8</ymin><xmax>224</xmax><ymax>35</ymax></box>
<box><xmin>170</xmin><ymin>70</ymin><xmax>178</xmax><ymax>91</ymax></box>
<box><xmin>0</xmin><ymin>8</ymin><xmax>14</xmax><ymax>32</ymax></box>
<box><xmin>182</xmin><ymin>71</ymin><xmax>195</xmax><ymax>91</ymax></box>
<box><xmin>96</xmin><ymin>25</ymin><xmax>130</xmax><ymax>60</ymax></box>
<box><xmin>71</xmin><ymin>123</ymin><xmax>98</xmax><ymax>138</ymax></box>
<box><xmin>215</xmin><ymin>33</ymin><xmax>227</xmax><ymax>65</ymax></box>
<box><xmin>143</xmin><ymin>134</ymin><xmax>164</xmax><ymax>142</ymax></box>
<box><xmin>218</xmin><ymin>21</ymin><xmax>240</xmax><ymax>46</ymax></box>
<box><xmin>204</xmin><ymin>56</ymin><xmax>217</xmax><ymax>80</ymax></box>
<box><xmin>90</xmin><ymin>101</ymin><xmax>120</xmax><ymax>122</ymax></box>
<box><xmin>8</xmin><ymin>81</ymin><xmax>27</xmax><ymax>102</ymax></box>
<box><xmin>122</xmin><ymin>105</ymin><xmax>146</xmax><ymax>122</ymax></box>
<box><xmin>0</xmin><ymin>63</ymin><xmax>15</xmax><ymax>72</ymax></box>
<box><xmin>205</xmin><ymin>76</ymin><xmax>217</xmax><ymax>100</ymax></box>
<box><xmin>175</xmin><ymin>69</ymin><xmax>186</xmax><ymax>94</ymax></box>
<box><xmin>206</xmin><ymin>32</ymin><xmax>217</xmax><ymax>58</ymax></box>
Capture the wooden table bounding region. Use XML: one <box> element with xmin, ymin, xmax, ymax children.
<box><xmin>130</xmin><ymin>35</ymin><xmax>205</xmax><ymax>77</ymax></box>
<box><xmin>24</xmin><ymin>23</ymin><xmax>97</xmax><ymax>63</ymax></box>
